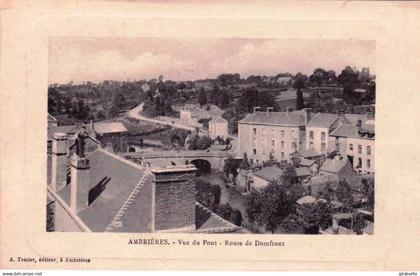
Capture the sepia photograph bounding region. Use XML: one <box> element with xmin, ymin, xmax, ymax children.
<box><xmin>46</xmin><ymin>37</ymin><xmax>376</xmax><ymax>235</ymax></box>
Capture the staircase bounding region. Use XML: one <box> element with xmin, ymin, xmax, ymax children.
<box><xmin>105</xmin><ymin>172</ymin><xmax>151</xmax><ymax>231</ymax></box>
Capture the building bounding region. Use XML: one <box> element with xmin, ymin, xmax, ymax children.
<box><xmin>179</xmin><ymin>104</ymin><xmax>224</xmax><ymax>126</ymax></box>
<box><xmin>48</xmin><ymin>113</ymin><xmax>58</xmax><ymax>127</ymax></box>
<box><xmin>47</xmin><ymin>132</ymin><xmax>241</xmax><ymax>233</ymax></box>
<box><xmin>252</xmin><ymin>166</ymin><xmax>284</xmax><ymax>190</ymax></box>
<box><xmin>209</xmin><ymin>116</ymin><xmax>228</xmax><ymax>139</ymax></box>
<box><xmin>319</xmin><ymin>154</ymin><xmax>357</xmax><ymax>180</ymax></box>
<box><xmin>92</xmin><ymin>121</ymin><xmax>128</xmax><ymax>152</ymax></box>
<box><xmin>238</xmin><ymin>108</ymin><xmax>311</xmax><ymax>164</ymax></box>
<box><xmin>305</xmin><ymin>112</ymin><xmax>355</xmax><ymax>155</ymax></box>
<box><xmin>329</xmin><ymin>117</ymin><xmax>375</xmax><ymax>174</ymax></box>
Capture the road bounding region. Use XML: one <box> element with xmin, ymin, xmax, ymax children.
<box><xmin>126</xmin><ymin>103</ymin><xmax>198</xmax><ymax>131</ymax></box>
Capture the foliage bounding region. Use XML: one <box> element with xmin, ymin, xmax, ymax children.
<box><xmin>352</xmin><ymin>211</ymin><xmax>366</xmax><ymax>235</ymax></box>
<box><xmin>198</xmin><ymin>87</ymin><xmax>207</xmax><ymax>106</ymax></box>
<box><xmin>279</xmin><ymin>213</ymin><xmax>303</xmax><ymax>233</ymax></box>
<box><xmin>297</xmin><ymin>201</ymin><xmax>331</xmax><ymax>233</ymax></box>
<box><xmin>293</xmin><ymin>73</ymin><xmax>308</xmax><ymax>110</ymax></box>
<box><xmin>336</xmin><ymin>180</ymin><xmax>354</xmax><ymax>208</ymax></box>
<box><xmin>187</xmin><ymin>135</ymin><xmax>212</xmax><ymax>150</ymax></box>
<box><xmin>223</xmin><ymin>157</ymin><xmax>242</xmax><ymax>178</ymax></box>
<box><xmin>195</xmin><ymin>179</ymin><xmax>221</xmax><ymax>210</ymax></box>
<box><xmin>244</xmin><ymin>179</ymin><xmax>304</xmax><ymax>233</ymax></box>
<box><xmin>216</xmin><ymin>203</ymin><xmax>243</xmax><ymax>226</ymax></box>
<box><xmin>236</xmin><ymin>88</ymin><xmax>278</xmax><ymax>114</ymax></box>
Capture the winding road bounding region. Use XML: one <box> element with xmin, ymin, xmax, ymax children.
<box><xmin>126</xmin><ymin>103</ymin><xmax>198</xmax><ymax>131</ymax></box>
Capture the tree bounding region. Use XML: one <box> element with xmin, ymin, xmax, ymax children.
<box><xmin>279</xmin><ymin>213</ymin><xmax>303</xmax><ymax>233</ymax></box>
<box><xmin>297</xmin><ymin>201</ymin><xmax>331</xmax><ymax>234</ymax></box>
<box><xmin>338</xmin><ymin>66</ymin><xmax>361</xmax><ymax>105</ymax></box>
<box><xmin>195</xmin><ymin>179</ymin><xmax>221</xmax><ymax>210</ymax></box>
<box><xmin>309</xmin><ymin>68</ymin><xmax>328</xmax><ymax>87</ymax></box>
<box><xmin>293</xmin><ymin>73</ymin><xmax>308</xmax><ymax>110</ymax></box>
<box><xmin>336</xmin><ymin>180</ymin><xmax>354</xmax><ymax>210</ymax></box>
<box><xmin>245</xmin><ymin>180</ymin><xmax>304</xmax><ymax>233</ymax></box>
<box><xmin>198</xmin><ymin>87</ymin><xmax>207</xmax><ymax>106</ymax></box>
<box><xmin>223</xmin><ymin>157</ymin><xmax>241</xmax><ymax>178</ymax></box>
<box><xmin>352</xmin><ymin>211</ymin><xmax>366</xmax><ymax>235</ymax></box>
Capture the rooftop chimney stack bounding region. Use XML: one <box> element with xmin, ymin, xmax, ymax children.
<box><xmin>70</xmin><ymin>155</ymin><xmax>90</xmax><ymax>213</ymax></box>
<box><xmin>151</xmin><ymin>165</ymin><xmax>198</xmax><ymax>232</ymax></box>
<box><xmin>367</xmin><ymin>111</ymin><xmax>374</xmax><ymax>120</ymax></box>
<box><xmin>70</xmin><ymin>130</ymin><xmax>91</xmax><ymax>213</ymax></box>
<box><xmin>303</xmin><ymin>108</ymin><xmax>312</xmax><ymax>123</ymax></box>
<box><xmin>253</xmin><ymin>106</ymin><xmax>261</xmax><ymax>113</ymax></box>
<box><xmin>266</xmin><ymin>107</ymin><xmax>274</xmax><ymax>115</ymax></box>
<box><xmin>51</xmin><ymin>132</ymin><xmax>68</xmax><ymax>192</ymax></box>
<box><xmin>286</xmin><ymin>107</ymin><xmax>293</xmax><ymax>114</ymax></box>
<box><xmin>356</xmin><ymin>119</ymin><xmax>362</xmax><ymax>131</ymax></box>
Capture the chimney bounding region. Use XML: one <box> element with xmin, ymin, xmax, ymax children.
<box><xmin>90</xmin><ymin>119</ymin><xmax>94</xmax><ymax>131</ymax></box>
<box><xmin>303</xmin><ymin>108</ymin><xmax>312</xmax><ymax>123</ymax></box>
<box><xmin>356</xmin><ymin>119</ymin><xmax>362</xmax><ymax>131</ymax></box>
<box><xmin>286</xmin><ymin>107</ymin><xmax>293</xmax><ymax>113</ymax></box>
<box><xmin>266</xmin><ymin>107</ymin><xmax>274</xmax><ymax>115</ymax></box>
<box><xmin>151</xmin><ymin>165</ymin><xmax>198</xmax><ymax>232</ymax></box>
<box><xmin>70</xmin><ymin>154</ymin><xmax>90</xmax><ymax>213</ymax></box>
<box><xmin>51</xmin><ymin>132</ymin><xmax>68</xmax><ymax>192</ymax></box>
<box><xmin>253</xmin><ymin>106</ymin><xmax>261</xmax><ymax>113</ymax></box>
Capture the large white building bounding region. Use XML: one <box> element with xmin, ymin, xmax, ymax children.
<box><xmin>238</xmin><ymin>108</ymin><xmax>375</xmax><ymax>174</ymax></box>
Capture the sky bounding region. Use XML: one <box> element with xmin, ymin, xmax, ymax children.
<box><xmin>49</xmin><ymin>38</ymin><xmax>375</xmax><ymax>84</ymax></box>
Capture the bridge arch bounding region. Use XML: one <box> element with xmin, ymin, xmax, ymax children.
<box><xmin>190</xmin><ymin>159</ymin><xmax>211</xmax><ymax>174</ymax></box>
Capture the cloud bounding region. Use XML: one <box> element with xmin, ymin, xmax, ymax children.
<box><xmin>49</xmin><ymin>38</ymin><xmax>375</xmax><ymax>83</ymax></box>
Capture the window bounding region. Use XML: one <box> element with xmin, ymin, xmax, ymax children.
<box><xmin>349</xmin><ymin>144</ymin><xmax>354</xmax><ymax>151</ymax></box>
<box><xmin>281</xmin><ymin>152</ymin><xmax>285</xmax><ymax>159</ymax></box>
<box><xmin>367</xmin><ymin>159</ymin><xmax>371</xmax><ymax>169</ymax></box>
<box><xmin>321</xmin><ymin>132</ymin><xmax>326</xmax><ymax>141</ymax></box>
<box><xmin>321</xmin><ymin>142</ymin><xmax>326</xmax><ymax>151</ymax></box>
<box><xmin>291</xmin><ymin>130</ymin><xmax>296</xmax><ymax>138</ymax></box>
<box><xmin>253</xmin><ymin>128</ymin><xmax>257</xmax><ymax>135</ymax></box>
<box><xmin>262</xmin><ymin>128</ymin><xmax>266</xmax><ymax>136</ymax></box>
<box><xmin>291</xmin><ymin>142</ymin><xmax>297</xmax><ymax>150</ymax></box>
<box><xmin>309</xmin><ymin>141</ymin><xmax>314</xmax><ymax>149</ymax></box>
<box><xmin>358</xmin><ymin>158</ymin><xmax>362</xmax><ymax>167</ymax></box>
<box><xmin>309</xmin><ymin>131</ymin><xmax>314</xmax><ymax>140</ymax></box>
<box><xmin>252</xmin><ymin>138</ymin><xmax>257</xmax><ymax>148</ymax></box>
<box><xmin>271</xmin><ymin>129</ymin><xmax>275</xmax><ymax>136</ymax></box>
<box><xmin>271</xmin><ymin>139</ymin><xmax>275</xmax><ymax>148</ymax></box>
<box><xmin>367</xmin><ymin>146</ymin><xmax>372</xmax><ymax>155</ymax></box>
<box><xmin>358</xmin><ymin>145</ymin><xmax>362</xmax><ymax>154</ymax></box>
<box><xmin>281</xmin><ymin>141</ymin><xmax>284</xmax><ymax>148</ymax></box>
<box><xmin>281</xmin><ymin>130</ymin><xmax>285</xmax><ymax>138</ymax></box>
<box><xmin>253</xmin><ymin>149</ymin><xmax>257</xmax><ymax>155</ymax></box>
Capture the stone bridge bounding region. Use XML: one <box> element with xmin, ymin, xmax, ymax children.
<box><xmin>123</xmin><ymin>150</ymin><xmax>231</xmax><ymax>172</ymax></box>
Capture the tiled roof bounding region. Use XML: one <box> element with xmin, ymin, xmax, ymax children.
<box><xmin>329</xmin><ymin>124</ymin><xmax>374</xmax><ymax>139</ymax></box>
<box><xmin>320</xmin><ymin>156</ymin><xmax>349</xmax><ymax>174</ymax></box>
<box><xmin>293</xmin><ymin>148</ymin><xmax>321</xmax><ymax>158</ymax></box>
<box><xmin>239</xmin><ymin>111</ymin><xmax>305</xmax><ymax>126</ymax></box>
<box><xmin>329</xmin><ymin>124</ymin><xmax>359</xmax><ymax>138</ymax></box>
<box><xmin>299</xmin><ymin>159</ymin><xmax>316</xmax><ymax>167</ymax></box>
<box><xmin>253</xmin><ymin>166</ymin><xmax>284</xmax><ymax>182</ymax></box>
<box><xmin>195</xmin><ymin>203</ymin><xmax>241</xmax><ymax>233</ymax></box>
<box><xmin>297</xmin><ymin>195</ymin><xmax>317</xmax><ymax>205</ymax></box>
<box><xmin>94</xmin><ymin>122</ymin><xmax>128</xmax><ymax>134</ymax></box>
<box><xmin>306</xmin><ymin>113</ymin><xmax>338</xmax><ymax>128</ymax></box>
<box><xmin>295</xmin><ymin>167</ymin><xmax>311</xmax><ymax>177</ymax></box>
<box><xmin>58</xmin><ymin>148</ymin><xmax>147</xmax><ymax>232</ymax></box>
<box><xmin>212</xmin><ymin>116</ymin><xmax>228</xmax><ymax>124</ymax></box>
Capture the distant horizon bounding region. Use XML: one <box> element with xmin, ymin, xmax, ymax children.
<box><xmin>49</xmin><ymin>38</ymin><xmax>375</xmax><ymax>85</ymax></box>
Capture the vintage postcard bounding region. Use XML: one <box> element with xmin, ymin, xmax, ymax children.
<box><xmin>1</xmin><ymin>0</ymin><xmax>420</xmax><ymax>271</ymax></box>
